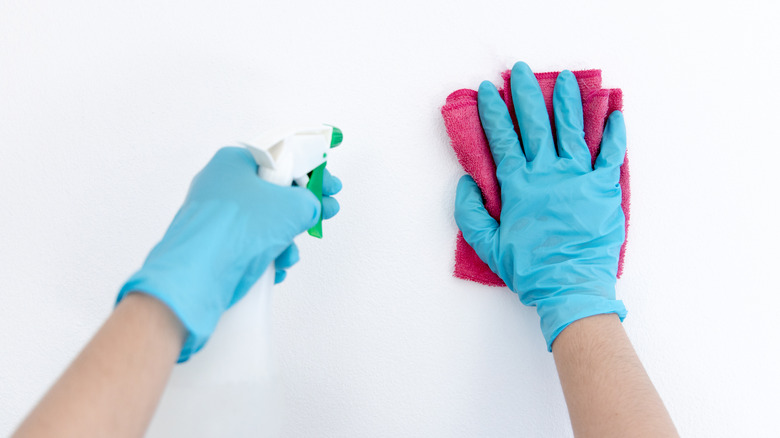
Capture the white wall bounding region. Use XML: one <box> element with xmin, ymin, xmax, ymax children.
<box><xmin>2</xmin><ymin>0</ymin><xmax>779</xmax><ymax>436</ymax></box>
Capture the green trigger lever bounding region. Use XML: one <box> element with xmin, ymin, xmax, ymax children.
<box><xmin>305</xmin><ymin>126</ymin><xmax>342</xmax><ymax>238</ymax></box>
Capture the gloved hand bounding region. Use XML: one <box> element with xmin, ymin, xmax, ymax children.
<box><xmin>117</xmin><ymin>147</ymin><xmax>342</xmax><ymax>361</ymax></box>
<box><xmin>454</xmin><ymin>62</ymin><xmax>627</xmax><ymax>351</ymax></box>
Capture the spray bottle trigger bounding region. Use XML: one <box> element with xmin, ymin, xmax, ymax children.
<box><xmin>305</xmin><ymin>161</ymin><xmax>327</xmax><ymax>238</ymax></box>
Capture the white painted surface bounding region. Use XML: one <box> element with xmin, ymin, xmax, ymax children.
<box><xmin>2</xmin><ymin>0</ymin><xmax>779</xmax><ymax>436</ymax></box>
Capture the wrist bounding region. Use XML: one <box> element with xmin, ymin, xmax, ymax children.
<box><xmin>535</xmin><ymin>294</ymin><xmax>627</xmax><ymax>352</ymax></box>
<box><xmin>117</xmin><ymin>270</ymin><xmax>223</xmax><ymax>362</ymax></box>
<box><xmin>116</xmin><ymin>293</ymin><xmax>187</xmax><ymax>350</ymax></box>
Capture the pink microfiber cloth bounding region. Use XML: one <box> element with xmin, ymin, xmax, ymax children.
<box><xmin>442</xmin><ymin>69</ymin><xmax>630</xmax><ymax>286</ymax></box>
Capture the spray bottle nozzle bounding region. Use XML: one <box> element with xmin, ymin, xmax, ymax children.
<box><xmin>329</xmin><ymin>127</ymin><xmax>343</xmax><ymax>148</ymax></box>
<box><xmin>242</xmin><ymin>124</ymin><xmax>342</xmax><ymax>238</ymax></box>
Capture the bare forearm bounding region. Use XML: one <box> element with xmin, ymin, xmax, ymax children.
<box><xmin>13</xmin><ymin>293</ymin><xmax>185</xmax><ymax>438</ymax></box>
<box><xmin>552</xmin><ymin>314</ymin><xmax>678</xmax><ymax>438</ymax></box>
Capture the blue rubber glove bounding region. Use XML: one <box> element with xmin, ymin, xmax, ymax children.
<box><xmin>454</xmin><ymin>62</ymin><xmax>627</xmax><ymax>351</ymax></box>
<box><xmin>117</xmin><ymin>147</ymin><xmax>342</xmax><ymax>361</ymax></box>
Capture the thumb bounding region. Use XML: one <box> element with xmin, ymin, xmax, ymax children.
<box><xmin>454</xmin><ymin>175</ymin><xmax>499</xmax><ymax>268</ymax></box>
<box><xmin>282</xmin><ymin>185</ymin><xmax>322</xmax><ymax>234</ymax></box>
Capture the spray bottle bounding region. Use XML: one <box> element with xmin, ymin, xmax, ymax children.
<box><xmin>146</xmin><ymin>124</ymin><xmax>342</xmax><ymax>437</ymax></box>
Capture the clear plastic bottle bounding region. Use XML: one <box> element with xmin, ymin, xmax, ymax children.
<box><xmin>146</xmin><ymin>266</ymin><xmax>282</xmax><ymax>437</ymax></box>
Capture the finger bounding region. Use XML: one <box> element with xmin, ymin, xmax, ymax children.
<box><xmin>322</xmin><ymin>168</ymin><xmax>342</xmax><ymax>196</ymax></box>
<box><xmin>510</xmin><ymin>61</ymin><xmax>555</xmax><ymax>163</ymax></box>
<box><xmin>478</xmin><ymin>80</ymin><xmax>526</xmax><ymax>180</ymax></box>
<box><xmin>275</xmin><ymin>243</ymin><xmax>300</xmax><ymax>269</ymax></box>
<box><xmin>454</xmin><ymin>175</ymin><xmax>499</xmax><ymax>268</ymax></box>
<box><xmin>274</xmin><ymin>269</ymin><xmax>287</xmax><ymax>284</ymax></box>
<box><xmin>553</xmin><ymin>70</ymin><xmax>590</xmax><ymax>170</ymax></box>
<box><xmin>322</xmin><ymin>196</ymin><xmax>340</xmax><ymax>220</ymax></box>
<box><xmin>594</xmin><ymin>111</ymin><xmax>627</xmax><ymax>172</ymax></box>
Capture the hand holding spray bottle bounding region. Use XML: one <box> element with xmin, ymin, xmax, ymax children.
<box><xmin>144</xmin><ymin>125</ymin><xmax>343</xmax><ymax>437</ymax></box>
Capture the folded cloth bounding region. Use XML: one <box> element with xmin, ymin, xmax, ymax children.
<box><xmin>442</xmin><ymin>69</ymin><xmax>630</xmax><ymax>286</ymax></box>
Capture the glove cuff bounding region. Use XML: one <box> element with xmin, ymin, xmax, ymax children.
<box><xmin>117</xmin><ymin>271</ymin><xmax>219</xmax><ymax>363</ymax></box>
<box><xmin>536</xmin><ymin>295</ymin><xmax>627</xmax><ymax>352</ymax></box>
